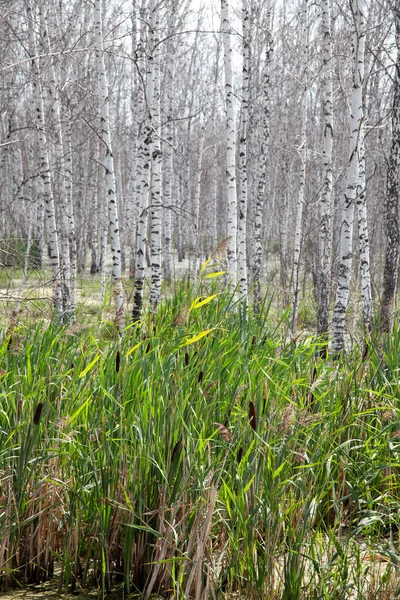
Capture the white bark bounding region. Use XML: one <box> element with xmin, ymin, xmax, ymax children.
<box><xmin>252</xmin><ymin>0</ymin><xmax>272</xmax><ymax>307</ymax></box>
<box><xmin>381</xmin><ymin>1</ymin><xmax>400</xmax><ymax>331</ymax></box>
<box><xmin>317</xmin><ymin>0</ymin><xmax>334</xmax><ymax>337</ymax></box>
<box><xmin>163</xmin><ymin>100</ymin><xmax>174</xmax><ymax>285</ymax></box>
<box><xmin>221</xmin><ymin>0</ymin><xmax>237</xmax><ymax>291</ymax></box>
<box><xmin>332</xmin><ymin>0</ymin><xmax>365</xmax><ymax>353</ymax></box>
<box><xmin>356</xmin><ymin>130</ymin><xmax>372</xmax><ymax>331</ymax></box>
<box><xmin>27</xmin><ymin>0</ymin><xmax>62</xmax><ymax>316</ymax></box>
<box><xmin>133</xmin><ymin>0</ymin><xmax>153</xmax><ymax>321</ymax></box>
<box><xmin>40</xmin><ymin>1</ymin><xmax>75</xmax><ymax>322</ymax></box>
<box><xmin>193</xmin><ymin>123</ymin><xmax>204</xmax><ymax>275</ymax></box>
<box><xmin>128</xmin><ymin>1</ymin><xmax>139</xmax><ymax>280</ymax></box>
<box><xmin>238</xmin><ymin>0</ymin><xmax>250</xmax><ymax>302</ymax></box>
<box><xmin>290</xmin><ymin>0</ymin><xmax>309</xmax><ymax>336</ymax></box>
<box><xmin>94</xmin><ymin>0</ymin><xmax>124</xmax><ymax>333</ymax></box>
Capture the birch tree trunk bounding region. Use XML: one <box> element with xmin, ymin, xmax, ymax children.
<box><xmin>331</xmin><ymin>0</ymin><xmax>365</xmax><ymax>353</ymax></box>
<box><xmin>237</xmin><ymin>0</ymin><xmax>250</xmax><ymax>302</ymax></box>
<box><xmin>94</xmin><ymin>0</ymin><xmax>124</xmax><ymax>333</ymax></box>
<box><xmin>290</xmin><ymin>0</ymin><xmax>309</xmax><ymax>336</ymax></box>
<box><xmin>163</xmin><ymin>106</ymin><xmax>174</xmax><ymax>285</ymax></box>
<box><xmin>317</xmin><ymin>0</ymin><xmax>334</xmax><ymax>338</ymax></box>
<box><xmin>133</xmin><ymin>0</ymin><xmax>153</xmax><ymax>321</ymax></box>
<box><xmin>162</xmin><ymin>0</ymin><xmax>178</xmax><ymax>285</ymax></box>
<box><xmin>355</xmin><ymin>131</ymin><xmax>372</xmax><ymax>332</ymax></box>
<box><xmin>27</xmin><ymin>0</ymin><xmax>62</xmax><ymax>317</ymax></box>
<box><xmin>149</xmin><ymin>1</ymin><xmax>163</xmax><ymax>313</ymax></box>
<box><xmin>40</xmin><ymin>0</ymin><xmax>74</xmax><ymax>322</ymax></box>
<box><xmin>252</xmin><ymin>0</ymin><xmax>272</xmax><ymax>308</ymax></box>
<box><xmin>381</xmin><ymin>1</ymin><xmax>400</xmax><ymax>332</ymax></box>
<box><xmin>221</xmin><ymin>0</ymin><xmax>237</xmax><ymax>291</ymax></box>
<box><xmin>193</xmin><ymin>122</ymin><xmax>204</xmax><ymax>276</ymax></box>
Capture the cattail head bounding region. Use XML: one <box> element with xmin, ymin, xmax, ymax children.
<box><xmin>33</xmin><ymin>402</ymin><xmax>44</xmax><ymax>425</ymax></box>
<box><xmin>249</xmin><ymin>400</ymin><xmax>257</xmax><ymax>432</ymax></box>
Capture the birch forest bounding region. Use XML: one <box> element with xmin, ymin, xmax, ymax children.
<box><xmin>2</xmin><ymin>0</ymin><xmax>400</xmax><ymax>598</ymax></box>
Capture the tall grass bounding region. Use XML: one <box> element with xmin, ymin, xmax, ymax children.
<box><xmin>1</xmin><ymin>283</ymin><xmax>400</xmax><ymax>598</ymax></box>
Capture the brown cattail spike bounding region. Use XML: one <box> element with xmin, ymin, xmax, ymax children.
<box><xmin>33</xmin><ymin>402</ymin><xmax>44</xmax><ymax>425</ymax></box>
<box><xmin>115</xmin><ymin>350</ymin><xmax>121</xmax><ymax>373</ymax></box>
<box><xmin>171</xmin><ymin>437</ymin><xmax>182</xmax><ymax>462</ymax></box>
<box><xmin>249</xmin><ymin>400</ymin><xmax>257</xmax><ymax>432</ymax></box>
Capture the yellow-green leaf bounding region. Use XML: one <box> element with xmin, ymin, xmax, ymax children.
<box><xmin>78</xmin><ymin>354</ymin><xmax>101</xmax><ymax>378</ymax></box>
<box><xmin>178</xmin><ymin>329</ymin><xmax>214</xmax><ymax>348</ymax></box>
<box><xmin>190</xmin><ymin>294</ymin><xmax>218</xmax><ymax>310</ymax></box>
<box><xmin>200</xmin><ymin>257</ymin><xmax>212</xmax><ymax>274</ymax></box>
<box><xmin>204</xmin><ymin>271</ymin><xmax>226</xmax><ymax>279</ymax></box>
<box><xmin>126</xmin><ymin>340</ymin><xmax>145</xmax><ymax>356</ymax></box>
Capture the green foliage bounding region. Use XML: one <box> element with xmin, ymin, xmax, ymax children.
<box><xmin>0</xmin><ymin>291</ymin><xmax>400</xmax><ymax>598</ymax></box>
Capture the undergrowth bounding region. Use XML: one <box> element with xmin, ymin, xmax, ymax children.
<box><xmin>1</xmin><ymin>281</ymin><xmax>400</xmax><ymax>599</ymax></box>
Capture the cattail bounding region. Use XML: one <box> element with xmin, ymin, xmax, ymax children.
<box><xmin>237</xmin><ymin>447</ymin><xmax>243</xmax><ymax>463</ymax></box>
<box><xmin>33</xmin><ymin>402</ymin><xmax>44</xmax><ymax>425</ymax></box>
<box><xmin>249</xmin><ymin>400</ymin><xmax>257</xmax><ymax>432</ymax></box>
<box><xmin>171</xmin><ymin>438</ymin><xmax>182</xmax><ymax>462</ymax></box>
<box><xmin>198</xmin><ymin>370</ymin><xmax>204</xmax><ymax>383</ymax></box>
<box><xmin>115</xmin><ymin>350</ymin><xmax>121</xmax><ymax>373</ymax></box>
<box><xmin>362</xmin><ymin>342</ymin><xmax>369</xmax><ymax>362</ymax></box>
<box><xmin>146</xmin><ymin>342</ymin><xmax>151</xmax><ymax>354</ymax></box>
<box><xmin>214</xmin><ymin>422</ymin><xmax>232</xmax><ymax>442</ymax></box>
<box><xmin>185</xmin><ymin>351</ymin><xmax>189</xmax><ymax>366</ymax></box>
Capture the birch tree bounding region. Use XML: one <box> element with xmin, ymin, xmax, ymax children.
<box><xmin>355</xmin><ymin>131</ymin><xmax>372</xmax><ymax>332</ymax></box>
<box><xmin>332</xmin><ymin>0</ymin><xmax>365</xmax><ymax>353</ymax></box>
<box><xmin>221</xmin><ymin>0</ymin><xmax>237</xmax><ymax>291</ymax></box>
<box><xmin>381</xmin><ymin>0</ymin><xmax>400</xmax><ymax>332</ymax></box>
<box><xmin>27</xmin><ymin>0</ymin><xmax>62</xmax><ymax>317</ymax></box>
<box><xmin>94</xmin><ymin>0</ymin><xmax>124</xmax><ymax>333</ymax></box>
<box><xmin>162</xmin><ymin>11</ymin><xmax>175</xmax><ymax>285</ymax></box>
<box><xmin>149</xmin><ymin>0</ymin><xmax>163</xmax><ymax>313</ymax></box>
<box><xmin>252</xmin><ymin>0</ymin><xmax>272</xmax><ymax>308</ymax></box>
<box><xmin>40</xmin><ymin>0</ymin><xmax>75</xmax><ymax>321</ymax></box>
<box><xmin>290</xmin><ymin>0</ymin><xmax>309</xmax><ymax>335</ymax></box>
<box><xmin>317</xmin><ymin>0</ymin><xmax>334</xmax><ymax>338</ymax></box>
<box><xmin>237</xmin><ymin>0</ymin><xmax>250</xmax><ymax>302</ymax></box>
<box><xmin>132</xmin><ymin>0</ymin><xmax>153</xmax><ymax>321</ymax></box>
